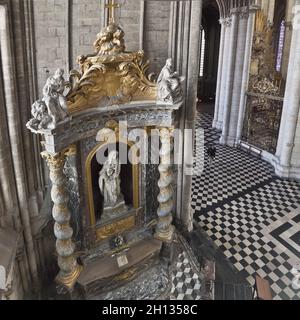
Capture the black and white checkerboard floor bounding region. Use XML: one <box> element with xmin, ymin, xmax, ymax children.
<box><xmin>191</xmin><ymin>112</ymin><xmax>300</xmax><ymax>300</ymax></box>
<box><xmin>171</xmin><ymin>251</ymin><xmax>202</xmax><ymax>300</ymax></box>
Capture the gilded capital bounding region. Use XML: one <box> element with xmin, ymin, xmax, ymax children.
<box><xmin>41</xmin><ymin>145</ymin><xmax>76</xmax><ymax>169</ymax></box>
<box><xmin>41</xmin><ymin>151</ymin><xmax>67</xmax><ymax>170</ymax></box>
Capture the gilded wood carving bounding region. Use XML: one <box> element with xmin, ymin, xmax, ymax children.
<box><xmin>65</xmin><ymin>22</ymin><xmax>157</xmax><ymax>114</ymax></box>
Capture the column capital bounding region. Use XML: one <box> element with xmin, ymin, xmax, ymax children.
<box><xmin>249</xmin><ymin>4</ymin><xmax>261</xmax><ymax>14</ymax></box>
<box><xmin>158</xmin><ymin>127</ymin><xmax>174</xmax><ymax>136</ymax></box>
<box><xmin>41</xmin><ymin>151</ymin><xmax>67</xmax><ymax>170</ymax></box>
<box><xmin>239</xmin><ymin>8</ymin><xmax>250</xmax><ymax>20</ymax></box>
<box><xmin>41</xmin><ymin>145</ymin><xmax>77</xmax><ymax>169</ymax></box>
<box><xmin>230</xmin><ymin>7</ymin><xmax>250</xmax><ymax>20</ymax></box>
<box><xmin>220</xmin><ymin>17</ymin><xmax>232</xmax><ymax>27</ymax></box>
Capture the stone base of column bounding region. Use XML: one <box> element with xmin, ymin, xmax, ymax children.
<box><xmin>219</xmin><ymin>135</ymin><xmax>227</xmax><ymax>145</ymax></box>
<box><xmin>212</xmin><ymin>120</ymin><xmax>218</xmax><ymax>129</ymax></box>
<box><xmin>154</xmin><ymin>225</ymin><xmax>175</xmax><ymax>244</ymax></box>
<box><xmin>219</xmin><ymin>135</ymin><xmax>237</xmax><ymax>147</ymax></box>
<box><xmin>226</xmin><ymin>136</ymin><xmax>236</xmax><ymax>147</ymax></box>
<box><xmin>213</xmin><ymin>121</ymin><xmax>223</xmax><ymax>131</ymax></box>
<box><xmin>56</xmin><ymin>264</ymin><xmax>83</xmax><ymax>292</ymax></box>
<box><xmin>273</xmin><ymin>159</ymin><xmax>300</xmax><ymax>180</ymax></box>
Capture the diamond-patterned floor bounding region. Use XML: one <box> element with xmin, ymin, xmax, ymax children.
<box><xmin>171</xmin><ymin>251</ymin><xmax>202</xmax><ymax>300</ymax></box>
<box><xmin>192</xmin><ymin>112</ymin><xmax>300</xmax><ymax>300</ymax></box>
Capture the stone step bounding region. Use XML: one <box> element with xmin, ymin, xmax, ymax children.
<box><xmin>77</xmin><ymin>237</ymin><xmax>162</xmax><ymax>299</ymax></box>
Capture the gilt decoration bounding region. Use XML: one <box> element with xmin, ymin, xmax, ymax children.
<box><xmin>66</xmin><ymin>22</ymin><xmax>157</xmax><ymax>114</ymax></box>
<box><xmin>249</xmin><ymin>10</ymin><xmax>282</xmax><ymax>96</ymax></box>
<box><xmin>243</xmin><ymin>11</ymin><xmax>284</xmax><ymax>154</ymax></box>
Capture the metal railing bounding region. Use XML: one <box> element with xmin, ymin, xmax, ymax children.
<box><xmin>242</xmin><ymin>92</ymin><xmax>284</xmax><ymax>154</ymax></box>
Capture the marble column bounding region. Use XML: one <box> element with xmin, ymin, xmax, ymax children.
<box><xmin>213</xmin><ymin>19</ymin><xmax>226</xmax><ymax>129</ymax></box>
<box><xmin>227</xmin><ymin>10</ymin><xmax>250</xmax><ymax>146</ymax></box>
<box><xmin>275</xmin><ymin>0</ymin><xmax>300</xmax><ymax>179</ymax></box>
<box><xmin>220</xmin><ymin>11</ymin><xmax>239</xmax><ymax>144</ymax></box>
<box><xmin>236</xmin><ymin>8</ymin><xmax>256</xmax><ymax>144</ymax></box>
<box><xmin>217</xmin><ymin>18</ymin><xmax>232</xmax><ymax>131</ymax></box>
<box><xmin>42</xmin><ymin>146</ymin><xmax>82</xmax><ymax>291</ymax></box>
<box><xmin>155</xmin><ymin>128</ymin><xmax>175</xmax><ymax>243</ymax></box>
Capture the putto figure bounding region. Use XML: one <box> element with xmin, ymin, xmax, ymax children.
<box><xmin>26</xmin><ymin>100</ymin><xmax>52</xmax><ymax>131</ymax></box>
<box><xmin>157</xmin><ymin>58</ymin><xmax>184</xmax><ymax>104</ymax></box>
<box><xmin>42</xmin><ymin>68</ymin><xmax>69</xmax><ymax>122</ymax></box>
<box><xmin>94</xmin><ymin>22</ymin><xmax>125</xmax><ymax>56</ymax></box>
<box><xmin>26</xmin><ymin>68</ymin><xmax>69</xmax><ymax>132</ymax></box>
<box><xmin>98</xmin><ymin>151</ymin><xmax>127</xmax><ymax>220</ymax></box>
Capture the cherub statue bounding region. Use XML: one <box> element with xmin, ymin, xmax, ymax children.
<box><xmin>26</xmin><ymin>68</ymin><xmax>69</xmax><ymax>133</ymax></box>
<box><xmin>157</xmin><ymin>58</ymin><xmax>184</xmax><ymax>104</ymax></box>
<box><xmin>112</xmin><ymin>28</ymin><xmax>125</xmax><ymax>54</ymax></box>
<box><xmin>93</xmin><ymin>22</ymin><xmax>126</xmax><ymax>56</ymax></box>
<box><xmin>26</xmin><ymin>100</ymin><xmax>53</xmax><ymax>131</ymax></box>
<box><xmin>43</xmin><ymin>68</ymin><xmax>69</xmax><ymax>118</ymax></box>
<box><xmin>94</xmin><ymin>30</ymin><xmax>114</xmax><ymax>55</ymax></box>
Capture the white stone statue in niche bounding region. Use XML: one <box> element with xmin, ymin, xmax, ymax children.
<box><xmin>157</xmin><ymin>58</ymin><xmax>184</xmax><ymax>105</ymax></box>
<box><xmin>99</xmin><ymin>151</ymin><xmax>127</xmax><ymax>220</ymax></box>
<box><xmin>26</xmin><ymin>68</ymin><xmax>69</xmax><ymax>132</ymax></box>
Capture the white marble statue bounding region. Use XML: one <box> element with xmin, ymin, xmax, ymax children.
<box><xmin>42</xmin><ymin>68</ymin><xmax>69</xmax><ymax>122</ymax></box>
<box><xmin>157</xmin><ymin>58</ymin><xmax>184</xmax><ymax>104</ymax></box>
<box><xmin>27</xmin><ymin>68</ymin><xmax>69</xmax><ymax>132</ymax></box>
<box><xmin>26</xmin><ymin>100</ymin><xmax>53</xmax><ymax>131</ymax></box>
<box><xmin>99</xmin><ymin>151</ymin><xmax>126</xmax><ymax>217</ymax></box>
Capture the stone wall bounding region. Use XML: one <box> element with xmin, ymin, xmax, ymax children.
<box><xmin>118</xmin><ymin>0</ymin><xmax>141</xmax><ymax>52</ymax></box>
<box><xmin>34</xmin><ymin>0</ymin><xmax>69</xmax><ymax>95</ymax></box>
<box><xmin>144</xmin><ymin>0</ymin><xmax>170</xmax><ymax>76</ymax></box>
<box><xmin>33</xmin><ymin>0</ymin><xmax>171</xmax><ymax>94</ymax></box>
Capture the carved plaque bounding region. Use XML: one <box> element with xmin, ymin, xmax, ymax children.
<box><xmin>96</xmin><ymin>215</ymin><xmax>135</xmax><ymax>242</ymax></box>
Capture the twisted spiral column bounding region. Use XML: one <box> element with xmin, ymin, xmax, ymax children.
<box><xmin>42</xmin><ymin>146</ymin><xmax>82</xmax><ymax>291</ymax></box>
<box><xmin>155</xmin><ymin>128</ymin><xmax>175</xmax><ymax>243</ymax></box>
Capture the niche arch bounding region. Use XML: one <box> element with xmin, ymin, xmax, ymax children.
<box><xmin>85</xmin><ymin>140</ymin><xmax>140</xmax><ymax>227</ymax></box>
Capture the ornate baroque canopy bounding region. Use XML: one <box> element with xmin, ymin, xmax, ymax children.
<box><xmin>65</xmin><ymin>20</ymin><xmax>157</xmax><ymax>114</ymax></box>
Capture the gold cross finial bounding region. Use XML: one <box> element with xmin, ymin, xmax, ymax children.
<box><xmin>105</xmin><ymin>0</ymin><xmax>121</xmax><ymax>24</ymax></box>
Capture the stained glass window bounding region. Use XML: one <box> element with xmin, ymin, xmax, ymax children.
<box><xmin>199</xmin><ymin>29</ymin><xmax>206</xmax><ymax>77</ymax></box>
<box><xmin>276</xmin><ymin>20</ymin><xmax>285</xmax><ymax>72</ymax></box>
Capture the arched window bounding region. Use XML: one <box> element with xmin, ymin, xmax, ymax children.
<box><xmin>199</xmin><ymin>28</ymin><xmax>206</xmax><ymax>77</ymax></box>
<box><xmin>276</xmin><ymin>20</ymin><xmax>285</xmax><ymax>72</ymax></box>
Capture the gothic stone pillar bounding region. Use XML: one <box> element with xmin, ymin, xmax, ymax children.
<box><xmin>213</xmin><ymin>18</ymin><xmax>226</xmax><ymax>129</ymax></box>
<box><xmin>227</xmin><ymin>9</ymin><xmax>250</xmax><ymax>146</ymax></box>
<box><xmin>220</xmin><ymin>11</ymin><xmax>239</xmax><ymax>144</ymax></box>
<box><xmin>42</xmin><ymin>146</ymin><xmax>82</xmax><ymax>291</ymax></box>
<box><xmin>275</xmin><ymin>0</ymin><xmax>300</xmax><ymax>179</ymax></box>
<box><xmin>236</xmin><ymin>7</ymin><xmax>256</xmax><ymax>144</ymax></box>
<box><xmin>217</xmin><ymin>17</ymin><xmax>232</xmax><ymax>131</ymax></box>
